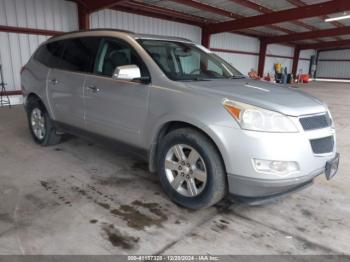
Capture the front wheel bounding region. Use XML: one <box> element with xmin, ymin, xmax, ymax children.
<box><xmin>157</xmin><ymin>128</ymin><xmax>227</xmax><ymax>209</ymax></box>
<box><xmin>27</xmin><ymin>99</ymin><xmax>61</xmax><ymax>146</ymax></box>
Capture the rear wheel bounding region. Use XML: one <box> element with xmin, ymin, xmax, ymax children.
<box><xmin>157</xmin><ymin>128</ymin><xmax>227</xmax><ymax>209</ymax></box>
<box><xmin>27</xmin><ymin>99</ymin><xmax>61</xmax><ymax>146</ymax></box>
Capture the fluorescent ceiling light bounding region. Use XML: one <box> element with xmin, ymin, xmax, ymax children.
<box><xmin>325</xmin><ymin>14</ymin><xmax>350</xmax><ymax>22</ymax></box>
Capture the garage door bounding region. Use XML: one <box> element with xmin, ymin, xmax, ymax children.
<box><xmin>316</xmin><ymin>49</ymin><xmax>350</xmax><ymax>80</ymax></box>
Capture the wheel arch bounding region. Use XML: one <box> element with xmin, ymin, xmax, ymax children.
<box><xmin>148</xmin><ymin>120</ymin><xmax>227</xmax><ymax>174</ymax></box>
<box><xmin>26</xmin><ymin>92</ymin><xmax>52</xmax><ymax>116</ymax></box>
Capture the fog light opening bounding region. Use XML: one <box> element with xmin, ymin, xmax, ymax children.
<box><xmin>253</xmin><ymin>159</ymin><xmax>299</xmax><ymax>176</ymax></box>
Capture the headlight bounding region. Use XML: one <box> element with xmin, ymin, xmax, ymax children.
<box><xmin>327</xmin><ymin>110</ymin><xmax>334</xmax><ymax>128</ymax></box>
<box><xmin>223</xmin><ymin>100</ymin><xmax>298</xmax><ymax>132</ymax></box>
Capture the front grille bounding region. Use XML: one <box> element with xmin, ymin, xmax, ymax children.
<box><xmin>310</xmin><ymin>136</ymin><xmax>334</xmax><ymax>154</ymax></box>
<box><xmin>299</xmin><ymin>113</ymin><xmax>332</xmax><ymax>131</ymax></box>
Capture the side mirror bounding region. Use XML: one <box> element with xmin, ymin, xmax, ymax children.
<box><xmin>112</xmin><ymin>65</ymin><xmax>141</xmax><ymax>81</ymax></box>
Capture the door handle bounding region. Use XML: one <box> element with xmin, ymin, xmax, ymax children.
<box><xmin>50</xmin><ymin>79</ymin><xmax>59</xmax><ymax>85</ymax></box>
<box><xmin>86</xmin><ymin>85</ymin><xmax>100</xmax><ymax>93</ymax></box>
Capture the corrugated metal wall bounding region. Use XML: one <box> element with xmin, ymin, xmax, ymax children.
<box><xmin>209</xmin><ymin>32</ymin><xmax>313</xmax><ymax>77</ymax></box>
<box><xmin>0</xmin><ymin>0</ymin><xmax>78</xmax><ymax>93</ymax></box>
<box><xmin>316</xmin><ymin>49</ymin><xmax>350</xmax><ymax>79</ymax></box>
<box><xmin>211</xmin><ymin>33</ymin><xmax>259</xmax><ymax>75</ymax></box>
<box><xmin>298</xmin><ymin>49</ymin><xmax>315</xmax><ymax>75</ymax></box>
<box><xmin>264</xmin><ymin>44</ymin><xmax>293</xmax><ymax>75</ymax></box>
<box><xmin>90</xmin><ymin>9</ymin><xmax>202</xmax><ymax>43</ymax></box>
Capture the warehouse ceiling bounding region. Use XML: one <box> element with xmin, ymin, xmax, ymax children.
<box><xmin>72</xmin><ymin>0</ymin><xmax>350</xmax><ymax>50</ymax></box>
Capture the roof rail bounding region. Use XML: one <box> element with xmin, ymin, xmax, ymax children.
<box><xmin>49</xmin><ymin>28</ymin><xmax>135</xmax><ymax>40</ymax></box>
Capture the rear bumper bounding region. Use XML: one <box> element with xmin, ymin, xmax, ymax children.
<box><xmin>227</xmin><ymin>168</ymin><xmax>324</xmax><ymax>198</ymax></box>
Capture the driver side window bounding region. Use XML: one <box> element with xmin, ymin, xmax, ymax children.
<box><xmin>178</xmin><ymin>51</ymin><xmax>200</xmax><ymax>75</ymax></box>
<box><xmin>94</xmin><ymin>38</ymin><xmax>149</xmax><ymax>78</ymax></box>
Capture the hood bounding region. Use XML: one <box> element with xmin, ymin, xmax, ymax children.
<box><xmin>185</xmin><ymin>78</ymin><xmax>326</xmax><ymax>116</ymax></box>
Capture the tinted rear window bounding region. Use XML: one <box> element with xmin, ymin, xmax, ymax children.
<box><xmin>34</xmin><ymin>37</ymin><xmax>101</xmax><ymax>73</ymax></box>
<box><xmin>34</xmin><ymin>41</ymin><xmax>65</xmax><ymax>68</ymax></box>
<box><xmin>60</xmin><ymin>37</ymin><xmax>101</xmax><ymax>73</ymax></box>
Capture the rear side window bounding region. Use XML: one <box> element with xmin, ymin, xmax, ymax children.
<box><xmin>60</xmin><ymin>37</ymin><xmax>101</xmax><ymax>73</ymax></box>
<box><xmin>34</xmin><ymin>41</ymin><xmax>65</xmax><ymax>68</ymax></box>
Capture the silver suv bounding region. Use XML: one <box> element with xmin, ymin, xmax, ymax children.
<box><xmin>21</xmin><ymin>29</ymin><xmax>339</xmax><ymax>209</ymax></box>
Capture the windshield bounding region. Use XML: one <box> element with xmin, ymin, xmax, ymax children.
<box><xmin>137</xmin><ymin>39</ymin><xmax>244</xmax><ymax>81</ymax></box>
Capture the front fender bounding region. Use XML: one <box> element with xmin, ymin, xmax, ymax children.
<box><xmin>147</xmin><ymin>113</ymin><xmax>235</xmax><ymax>174</ymax></box>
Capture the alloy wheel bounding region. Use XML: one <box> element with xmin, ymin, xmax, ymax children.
<box><xmin>31</xmin><ymin>108</ymin><xmax>46</xmax><ymax>140</ymax></box>
<box><xmin>164</xmin><ymin>144</ymin><xmax>207</xmax><ymax>197</ymax></box>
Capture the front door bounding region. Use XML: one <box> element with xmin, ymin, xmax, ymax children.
<box><xmin>84</xmin><ymin>37</ymin><xmax>151</xmax><ymax>147</ymax></box>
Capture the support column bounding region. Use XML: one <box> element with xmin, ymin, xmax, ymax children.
<box><xmin>78</xmin><ymin>4</ymin><xmax>90</xmax><ymax>30</ymax></box>
<box><xmin>292</xmin><ymin>46</ymin><xmax>300</xmax><ymax>76</ymax></box>
<box><xmin>201</xmin><ymin>28</ymin><xmax>211</xmax><ymax>48</ymax></box>
<box><xmin>258</xmin><ymin>40</ymin><xmax>267</xmax><ymax>77</ymax></box>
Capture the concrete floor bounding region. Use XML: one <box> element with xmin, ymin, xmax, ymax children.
<box><xmin>0</xmin><ymin>81</ymin><xmax>349</xmax><ymax>255</ymax></box>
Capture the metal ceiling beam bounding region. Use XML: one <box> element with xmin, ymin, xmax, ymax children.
<box><xmin>121</xmin><ymin>0</ymin><xmax>273</xmax><ymax>38</ymax></box>
<box><xmin>286</xmin><ymin>0</ymin><xmax>344</xmax><ymax>28</ymax></box>
<box><xmin>286</xmin><ymin>0</ymin><xmax>344</xmax><ymax>41</ymax></box>
<box><xmin>265</xmin><ymin>26</ymin><xmax>350</xmax><ymax>44</ymax></box>
<box><xmin>229</xmin><ymin>0</ymin><xmax>324</xmax><ymax>42</ymax></box>
<box><xmin>207</xmin><ymin>0</ymin><xmax>350</xmax><ymax>34</ymax></box>
<box><xmin>114</xmin><ymin>1</ymin><xmax>214</xmax><ymax>27</ymax></box>
<box><xmin>82</xmin><ymin>0</ymin><xmax>128</xmax><ymax>13</ymax></box>
<box><xmin>170</xmin><ymin>0</ymin><xmax>295</xmax><ymax>35</ymax></box>
<box><xmin>299</xmin><ymin>39</ymin><xmax>350</xmax><ymax>50</ymax></box>
<box><xmin>230</xmin><ymin>0</ymin><xmax>317</xmax><ymax>30</ymax></box>
<box><xmin>170</xmin><ymin>0</ymin><xmax>240</xmax><ymax>19</ymax></box>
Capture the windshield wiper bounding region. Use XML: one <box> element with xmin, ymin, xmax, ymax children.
<box><xmin>230</xmin><ymin>75</ymin><xmax>246</xmax><ymax>79</ymax></box>
<box><xmin>180</xmin><ymin>77</ymin><xmax>211</xmax><ymax>81</ymax></box>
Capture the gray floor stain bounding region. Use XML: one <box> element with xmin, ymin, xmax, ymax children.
<box><xmin>0</xmin><ymin>213</ymin><xmax>13</xmax><ymax>224</ymax></box>
<box><xmin>110</xmin><ymin>200</ymin><xmax>168</xmax><ymax>230</ymax></box>
<box><xmin>101</xmin><ymin>223</ymin><xmax>139</xmax><ymax>249</ymax></box>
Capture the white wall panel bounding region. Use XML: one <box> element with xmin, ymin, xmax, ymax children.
<box><xmin>0</xmin><ymin>33</ymin><xmax>50</xmax><ymax>91</ymax></box>
<box><xmin>211</xmin><ymin>33</ymin><xmax>259</xmax><ymax>53</ymax></box>
<box><xmin>210</xmin><ymin>33</ymin><xmax>259</xmax><ymax>74</ymax></box>
<box><xmin>318</xmin><ymin>49</ymin><xmax>350</xmax><ymax>60</ymax></box>
<box><xmin>267</xmin><ymin>44</ymin><xmax>293</xmax><ymax>57</ymax></box>
<box><xmin>297</xmin><ymin>50</ymin><xmax>315</xmax><ymax>75</ymax></box>
<box><xmin>0</xmin><ymin>0</ymin><xmax>78</xmax><ymax>31</ymax></box>
<box><xmin>317</xmin><ymin>49</ymin><xmax>350</xmax><ymax>79</ymax></box>
<box><xmin>214</xmin><ymin>51</ymin><xmax>258</xmax><ymax>75</ymax></box>
<box><xmin>0</xmin><ymin>0</ymin><xmax>78</xmax><ymax>93</ymax></box>
<box><xmin>264</xmin><ymin>57</ymin><xmax>292</xmax><ymax>76</ymax></box>
<box><xmin>297</xmin><ymin>60</ymin><xmax>310</xmax><ymax>75</ymax></box>
<box><xmin>264</xmin><ymin>44</ymin><xmax>293</xmax><ymax>75</ymax></box>
<box><xmin>90</xmin><ymin>9</ymin><xmax>202</xmax><ymax>43</ymax></box>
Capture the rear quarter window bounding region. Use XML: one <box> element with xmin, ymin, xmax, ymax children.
<box><xmin>34</xmin><ymin>37</ymin><xmax>100</xmax><ymax>73</ymax></box>
<box><xmin>34</xmin><ymin>41</ymin><xmax>65</xmax><ymax>68</ymax></box>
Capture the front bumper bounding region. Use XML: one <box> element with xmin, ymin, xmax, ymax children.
<box><xmin>228</xmin><ymin>152</ymin><xmax>339</xmax><ymax>202</ymax></box>
<box><xmin>227</xmin><ymin>168</ymin><xmax>323</xmax><ymax>198</ymax></box>
<box><xmin>211</xmin><ymin>124</ymin><xmax>337</xmax><ymax>198</ymax></box>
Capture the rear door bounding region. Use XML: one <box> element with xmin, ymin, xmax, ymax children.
<box><xmin>47</xmin><ymin>37</ymin><xmax>100</xmax><ymax>128</ymax></box>
<box><xmin>84</xmin><ymin>37</ymin><xmax>151</xmax><ymax>147</ymax></box>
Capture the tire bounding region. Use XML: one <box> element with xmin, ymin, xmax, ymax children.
<box><xmin>27</xmin><ymin>98</ymin><xmax>61</xmax><ymax>146</ymax></box>
<box><xmin>157</xmin><ymin>128</ymin><xmax>227</xmax><ymax>209</ymax></box>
